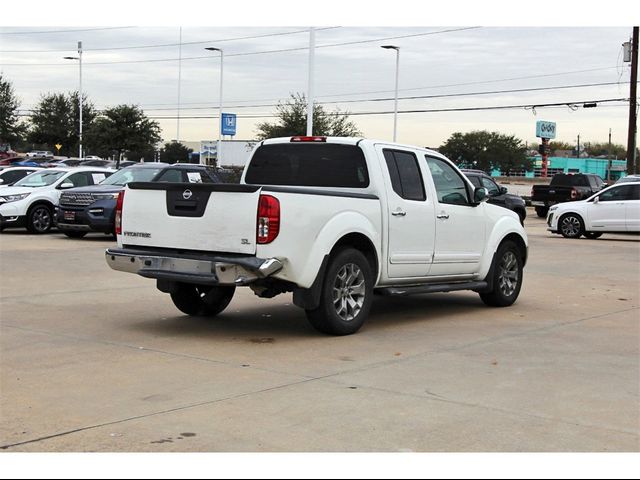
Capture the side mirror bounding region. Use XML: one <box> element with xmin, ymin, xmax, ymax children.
<box><xmin>473</xmin><ymin>187</ymin><xmax>489</xmax><ymax>204</ymax></box>
<box><xmin>593</xmin><ymin>196</ymin><xmax>599</xmax><ymax>204</ymax></box>
<box><xmin>499</xmin><ymin>186</ymin><xmax>508</xmax><ymax>194</ymax></box>
<box><xmin>0</xmin><ymin>178</ymin><xmax>4</xmax><ymax>184</ymax></box>
<box><xmin>59</xmin><ymin>182</ymin><xmax>74</xmax><ymax>190</ymax></box>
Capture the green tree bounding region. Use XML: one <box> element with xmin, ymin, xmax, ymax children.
<box><xmin>28</xmin><ymin>91</ymin><xmax>96</xmax><ymax>156</ymax></box>
<box><xmin>583</xmin><ymin>141</ymin><xmax>626</xmax><ymax>159</ymax></box>
<box><xmin>160</xmin><ymin>141</ymin><xmax>192</xmax><ymax>163</ymax></box>
<box><xmin>0</xmin><ymin>74</ymin><xmax>26</xmax><ymax>146</ymax></box>
<box><xmin>549</xmin><ymin>141</ymin><xmax>574</xmax><ymax>152</ymax></box>
<box><xmin>85</xmin><ymin>105</ymin><xmax>161</xmax><ymax>163</ymax></box>
<box><xmin>255</xmin><ymin>93</ymin><xmax>361</xmax><ymax>140</ymax></box>
<box><xmin>439</xmin><ymin>130</ymin><xmax>531</xmax><ymax>174</ymax></box>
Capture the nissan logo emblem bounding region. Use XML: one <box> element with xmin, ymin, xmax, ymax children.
<box><xmin>182</xmin><ymin>189</ymin><xmax>193</xmax><ymax>200</ymax></box>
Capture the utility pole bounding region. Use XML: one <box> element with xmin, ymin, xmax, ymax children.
<box><xmin>576</xmin><ymin>134</ymin><xmax>580</xmax><ymax>158</ymax></box>
<box><xmin>608</xmin><ymin>128</ymin><xmax>612</xmax><ymax>182</ymax></box>
<box><xmin>626</xmin><ymin>27</ymin><xmax>638</xmax><ymax>174</ymax></box>
<box><xmin>306</xmin><ymin>27</ymin><xmax>315</xmax><ymax>136</ymax></box>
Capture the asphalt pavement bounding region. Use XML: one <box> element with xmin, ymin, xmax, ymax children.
<box><xmin>0</xmin><ymin>210</ymin><xmax>638</xmax><ymax>452</ymax></box>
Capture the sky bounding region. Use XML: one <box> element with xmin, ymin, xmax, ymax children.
<box><xmin>1</xmin><ymin>1</ymin><xmax>638</xmax><ymax>152</ymax></box>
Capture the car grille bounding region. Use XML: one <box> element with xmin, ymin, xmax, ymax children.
<box><xmin>60</xmin><ymin>192</ymin><xmax>95</xmax><ymax>206</ymax></box>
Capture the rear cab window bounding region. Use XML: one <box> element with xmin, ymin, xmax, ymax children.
<box><xmin>245</xmin><ymin>143</ymin><xmax>369</xmax><ymax>188</ymax></box>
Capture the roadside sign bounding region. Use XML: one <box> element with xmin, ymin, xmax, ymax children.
<box><xmin>221</xmin><ymin>113</ymin><xmax>237</xmax><ymax>136</ymax></box>
<box><xmin>536</xmin><ymin>120</ymin><xmax>556</xmax><ymax>139</ymax></box>
<box><xmin>55</xmin><ymin>143</ymin><xmax>62</xmax><ymax>153</ymax></box>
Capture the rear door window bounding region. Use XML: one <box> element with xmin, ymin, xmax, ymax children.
<box><xmin>383</xmin><ymin>149</ymin><xmax>425</xmax><ymax>201</ymax></box>
<box><xmin>245</xmin><ymin>143</ymin><xmax>369</xmax><ymax>188</ymax></box>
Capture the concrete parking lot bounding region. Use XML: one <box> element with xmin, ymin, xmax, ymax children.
<box><xmin>0</xmin><ymin>209</ymin><xmax>638</xmax><ymax>452</ymax></box>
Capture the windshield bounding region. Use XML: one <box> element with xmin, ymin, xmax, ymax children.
<box><xmin>101</xmin><ymin>166</ymin><xmax>164</xmax><ymax>186</ymax></box>
<box><xmin>14</xmin><ymin>170</ymin><xmax>66</xmax><ymax>187</ymax></box>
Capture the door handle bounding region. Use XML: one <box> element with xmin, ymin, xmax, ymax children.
<box><xmin>436</xmin><ymin>213</ymin><xmax>450</xmax><ymax>219</ymax></box>
<box><xmin>391</xmin><ymin>210</ymin><xmax>407</xmax><ymax>217</ymax></box>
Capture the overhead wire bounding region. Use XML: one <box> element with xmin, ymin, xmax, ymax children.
<box><xmin>0</xmin><ymin>27</ymin><xmax>482</xmax><ymax>66</ymax></box>
<box><xmin>0</xmin><ymin>27</ymin><xmax>341</xmax><ymax>53</ymax></box>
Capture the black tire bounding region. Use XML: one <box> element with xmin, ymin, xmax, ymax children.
<box><xmin>480</xmin><ymin>241</ymin><xmax>524</xmax><ymax>307</ymax></box>
<box><xmin>26</xmin><ymin>204</ymin><xmax>53</xmax><ymax>234</ymax></box>
<box><xmin>170</xmin><ymin>283</ymin><xmax>235</xmax><ymax>317</ymax></box>
<box><xmin>535</xmin><ymin>206</ymin><xmax>549</xmax><ymax>218</ymax></box>
<box><xmin>305</xmin><ymin>248</ymin><xmax>374</xmax><ymax>336</ymax></box>
<box><xmin>559</xmin><ymin>213</ymin><xmax>584</xmax><ymax>239</ymax></box>
<box><xmin>62</xmin><ymin>230</ymin><xmax>87</xmax><ymax>239</ymax></box>
<box><xmin>583</xmin><ymin>231</ymin><xmax>603</xmax><ymax>239</ymax></box>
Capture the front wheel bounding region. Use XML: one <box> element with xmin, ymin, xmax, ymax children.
<box><xmin>559</xmin><ymin>213</ymin><xmax>584</xmax><ymax>239</ymax></box>
<box><xmin>170</xmin><ymin>283</ymin><xmax>235</xmax><ymax>317</ymax></box>
<box><xmin>480</xmin><ymin>241</ymin><xmax>524</xmax><ymax>307</ymax></box>
<box><xmin>26</xmin><ymin>204</ymin><xmax>53</xmax><ymax>234</ymax></box>
<box><xmin>305</xmin><ymin>248</ymin><xmax>374</xmax><ymax>336</ymax></box>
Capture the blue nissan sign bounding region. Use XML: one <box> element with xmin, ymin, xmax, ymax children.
<box><xmin>536</xmin><ymin>120</ymin><xmax>556</xmax><ymax>139</ymax></box>
<box><xmin>221</xmin><ymin>113</ymin><xmax>237</xmax><ymax>136</ymax></box>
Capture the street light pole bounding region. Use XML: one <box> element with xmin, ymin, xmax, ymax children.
<box><xmin>78</xmin><ymin>41</ymin><xmax>83</xmax><ymax>159</ymax></box>
<box><xmin>63</xmin><ymin>40</ymin><xmax>83</xmax><ymax>158</ymax></box>
<box><xmin>381</xmin><ymin>45</ymin><xmax>400</xmax><ymax>142</ymax></box>
<box><xmin>205</xmin><ymin>47</ymin><xmax>224</xmax><ymax>165</ymax></box>
<box><xmin>307</xmin><ymin>27</ymin><xmax>315</xmax><ymax>136</ymax></box>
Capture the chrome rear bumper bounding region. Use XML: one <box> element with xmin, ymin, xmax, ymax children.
<box><xmin>105</xmin><ymin>247</ymin><xmax>283</xmax><ymax>286</ymax></box>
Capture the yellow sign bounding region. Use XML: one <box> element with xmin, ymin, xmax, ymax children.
<box><xmin>55</xmin><ymin>144</ymin><xmax>62</xmax><ymax>152</ymax></box>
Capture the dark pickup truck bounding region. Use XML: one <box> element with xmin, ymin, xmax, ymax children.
<box><xmin>531</xmin><ymin>173</ymin><xmax>606</xmax><ymax>217</ymax></box>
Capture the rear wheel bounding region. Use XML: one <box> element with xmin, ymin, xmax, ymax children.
<box><xmin>535</xmin><ymin>206</ymin><xmax>549</xmax><ymax>218</ymax></box>
<box><xmin>170</xmin><ymin>283</ymin><xmax>235</xmax><ymax>317</ymax></box>
<box><xmin>583</xmin><ymin>231</ymin><xmax>603</xmax><ymax>239</ymax></box>
<box><xmin>480</xmin><ymin>241</ymin><xmax>523</xmax><ymax>307</ymax></box>
<box><xmin>62</xmin><ymin>230</ymin><xmax>87</xmax><ymax>239</ymax></box>
<box><xmin>559</xmin><ymin>213</ymin><xmax>584</xmax><ymax>239</ymax></box>
<box><xmin>26</xmin><ymin>204</ymin><xmax>53</xmax><ymax>234</ymax></box>
<box><xmin>305</xmin><ymin>248</ymin><xmax>374</xmax><ymax>336</ymax></box>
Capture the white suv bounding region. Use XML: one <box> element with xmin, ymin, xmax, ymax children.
<box><xmin>0</xmin><ymin>167</ymin><xmax>114</xmax><ymax>233</ymax></box>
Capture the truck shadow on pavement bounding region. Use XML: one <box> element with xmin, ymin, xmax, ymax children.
<box><xmin>125</xmin><ymin>293</ymin><xmax>485</xmax><ymax>340</ymax></box>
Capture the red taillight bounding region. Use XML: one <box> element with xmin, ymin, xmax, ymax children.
<box><xmin>257</xmin><ymin>194</ymin><xmax>280</xmax><ymax>244</ymax></box>
<box><xmin>570</xmin><ymin>188</ymin><xmax>578</xmax><ymax>199</ymax></box>
<box><xmin>290</xmin><ymin>136</ymin><xmax>326</xmax><ymax>142</ymax></box>
<box><xmin>115</xmin><ymin>190</ymin><xmax>125</xmax><ymax>235</ymax></box>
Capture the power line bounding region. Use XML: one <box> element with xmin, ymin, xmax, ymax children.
<box><xmin>58</xmin><ymin>97</ymin><xmax>621</xmax><ymax>120</ymax></box>
<box><xmin>0</xmin><ymin>26</ymin><xmax>137</xmax><ymax>35</ymax></box>
<box><xmin>79</xmin><ymin>66</ymin><xmax>619</xmax><ymax>109</ymax></box>
<box><xmin>0</xmin><ymin>27</ymin><xmax>341</xmax><ymax>53</ymax></box>
<box><xmin>15</xmin><ymin>81</ymin><xmax>628</xmax><ymax>114</ymax></box>
<box><xmin>129</xmin><ymin>81</ymin><xmax>633</xmax><ymax>111</ymax></box>
<box><xmin>0</xmin><ymin>27</ymin><xmax>482</xmax><ymax>66</ymax></box>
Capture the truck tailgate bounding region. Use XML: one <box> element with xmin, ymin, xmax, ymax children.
<box><xmin>120</xmin><ymin>182</ymin><xmax>261</xmax><ymax>254</ymax></box>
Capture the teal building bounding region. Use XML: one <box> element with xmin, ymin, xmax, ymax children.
<box><xmin>491</xmin><ymin>156</ymin><xmax>628</xmax><ymax>180</ymax></box>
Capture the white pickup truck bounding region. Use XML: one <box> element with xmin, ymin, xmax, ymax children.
<box><xmin>106</xmin><ymin>136</ymin><xmax>528</xmax><ymax>335</ymax></box>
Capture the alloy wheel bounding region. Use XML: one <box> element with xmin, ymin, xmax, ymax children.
<box><xmin>497</xmin><ymin>251</ymin><xmax>519</xmax><ymax>297</ymax></box>
<box><xmin>331</xmin><ymin>263</ymin><xmax>366</xmax><ymax>322</ymax></box>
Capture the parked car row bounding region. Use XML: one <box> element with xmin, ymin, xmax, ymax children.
<box><xmin>0</xmin><ymin>154</ymin><xmax>144</xmax><ymax>170</ymax></box>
